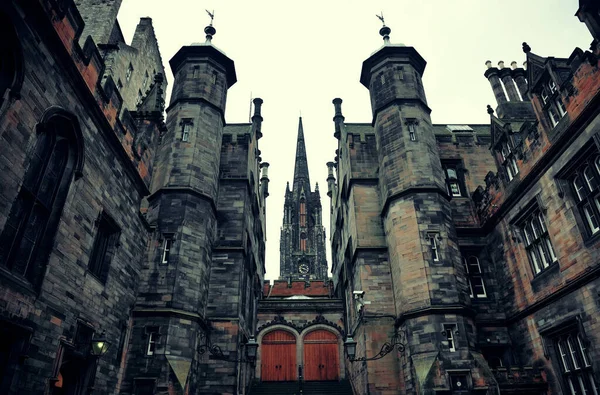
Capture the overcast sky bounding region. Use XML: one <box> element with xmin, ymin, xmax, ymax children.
<box><xmin>117</xmin><ymin>0</ymin><xmax>592</xmax><ymax>280</ymax></box>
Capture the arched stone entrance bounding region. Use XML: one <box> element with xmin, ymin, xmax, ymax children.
<box><xmin>303</xmin><ymin>329</ymin><xmax>339</xmax><ymax>381</ymax></box>
<box><xmin>261</xmin><ymin>330</ymin><xmax>297</xmax><ymax>381</ymax></box>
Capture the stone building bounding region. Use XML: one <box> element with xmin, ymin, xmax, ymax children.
<box><xmin>325</xmin><ymin>2</ymin><xmax>600</xmax><ymax>394</ymax></box>
<box><xmin>0</xmin><ymin>0</ymin><xmax>267</xmax><ymax>394</ymax></box>
<box><xmin>2</xmin><ymin>0</ymin><xmax>600</xmax><ymax>394</ymax></box>
<box><xmin>279</xmin><ymin>118</ymin><xmax>328</xmax><ymax>281</ymax></box>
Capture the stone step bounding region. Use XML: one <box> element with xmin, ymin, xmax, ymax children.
<box><xmin>251</xmin><ymin>380</ymin><xmax>353</xmax><ymax>395</ymax></box>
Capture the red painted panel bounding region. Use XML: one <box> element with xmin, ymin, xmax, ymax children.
<box><xmin>303</xmin><ymin>330</ymin><xmax>339</xmax><ymax>381</ymax></box>
<box><xmin>261</xmin><ymin>330</ymin><xmax>296</xmax><ymax>381</ymax></box>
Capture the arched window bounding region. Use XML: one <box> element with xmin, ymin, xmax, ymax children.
<box><xmin>0</xmin><ymin>108</ymin><xmax>84</xmax><ymax>289</ymax></box>
<box><xmin>0</xmin><ymin>12</ymin><xmax>23</xmax><ymax>109</ymax></box>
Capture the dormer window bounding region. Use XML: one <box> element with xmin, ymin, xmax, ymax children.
<box><xmin>539</xmin><ymin>79</ymin><xmax>566</xmax><ymax>128</ymax></box>
<box><xmin>442</xmin><ymin>160</ymin><xmax>467</xmax><ymax>198</ymax></box>
<box><xmin>500</xmin><ymin>139</ymin><xmax>519</xmax><ymax>181</ymax></box>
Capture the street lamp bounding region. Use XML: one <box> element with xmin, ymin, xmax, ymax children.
<box><xmin>344</xmin><ymin>330</ymin><xmax>405</xmax><ymax>362</ymax></box>
<box><xmin>245</xmin><ymin>337</ymin><xmax>259</xmax><ymax>362</ymax></box>
<box><xmin>90</xmin><ymin>331</ymin><xmax>110</xmax><ymax>357</ymax></box>
<box><xmin>344</xmin><ymin>336</ymin><xmax>357</xmax><ymax>361</ymax></box>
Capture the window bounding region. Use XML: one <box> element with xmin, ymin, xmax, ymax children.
<box><xmin>428</xmin><ymin>234</ymin><xmax>439</xmax><ymax>261</ymax></box>
<box><xmin>407</xmin><ymin>123</ymin><xmax>417</xmax><ymax>141</ymax></box>
<box><xmin>444</xmin><ymin>324</ymin><xmax>457</xmax><ymax>352</ymax></box>
<box><xmin>442</xmin><ymin>162</ymin><xmax>466</xmax><ymax>197</ymax></box>
<box><xmin>88</xmin><ymin>212</ymin><xmax>120</xmax><ymax>283</ymax></box>
<box><xmin>463</xmin><ymin>255</ymin><xmax>487</xmax><ymax>298</ymax></box>
<box><xmin>161</xmin><ymin>236</ymin><xmax>172</xmax><ymax>264</ymax></box>
<box><xmin>299</xmin><ymin>200</ymin><xmax>306</xmax><ymax>227</ymax></box>
<box><xmin>142</xmin><ymin>71</ymin><xmax>149</xmax><ymax>90</ymax></box>
<box><xmin>521</xmin><ymin>210</ymin><xmax>557</xmax><ymax>275</ymax></box>
<box><xmin>553</xmin><ymin>329</ymin><xmax>597</xmax><ymax>395</ymax></box>
<box><xmin>136</xmin><ymin>90</ymin><xmax>143</xmax><ymax>106</ymax></box>
<box><xmin>181</xmin><ymin>119</ymin><xmax>192</xmax><ymax>141</ymax></box>
<box><xmin>192</xmin><ymin>65</ymin><xmax>200</xmax><ymax>79</ymax></box>
<box><xmin>146</xmin><ymin>327</ymin><xmax>159</xmax><ymax>356</ymax></box>
<box><xmin>500</xmin><ymin>139</ymin><xmax>519</xmax><ymax>181</ymax></box>
<box><xmin>570</xmin><ymin>155</ymin><xmax>600</xmax><ymax>238</ymax></box>
<box><xmin>0</xmin><ymin>12</ymin><xmax>23</xmax><ymax>109</ymax></box>
<box><xmin>126</xmin><ymin>63</ymin><xmax>133</xmax><ymax>82</ymax></box>
<box><xmin>539</xmin><ymin>79</ymin><xmax>566</xmax><ymax>128</ymax></box>
<box><xmin>0</xmin><ymin>110</ymin><xmax>82</xmax><ymax>289</ymax></box>
<box><xmin>117</xmin><ymin>79</ymin><xmax>123</xmax><ymax>89</ymax></box>
<box><xmin>300</xmin><ymin>232</ymin><xmax>307</xmax><ymax>252</ymax></box>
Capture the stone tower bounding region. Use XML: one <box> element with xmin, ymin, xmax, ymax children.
<box><xmin>126</xmin><ymin>25</ymin><xmax>240</xmax><ymax>393</ymax></box>
<box><xmin>279</xmin><ymin>118</ymin><xmax>328</xmax><ymax>280</ymax></box>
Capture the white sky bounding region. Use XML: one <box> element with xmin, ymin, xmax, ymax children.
<box><xmin>117</xmin><ymin>0</ymin><xmax>592</xmax><ymax>280</ymax></box>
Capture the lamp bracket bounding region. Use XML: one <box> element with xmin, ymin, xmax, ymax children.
<box><xmin>348</xmin><ymin>329</ymin><xmax>406</xmax><ymax>362</ymax></box>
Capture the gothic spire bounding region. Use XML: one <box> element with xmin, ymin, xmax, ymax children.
<box><xmin>292</xmin><ymin>117</ymin><xmax>311</xmax><ymax>193</ymax></box>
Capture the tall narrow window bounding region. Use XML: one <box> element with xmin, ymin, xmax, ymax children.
<box><xmin>181</xmin><ymin>119</ymin><xmax>193</xmax><ymax>142</ymax></box>
<box><xmin>142</xmin><ymin>71</ymin><xmax>149</xmax><ymax>90</ymax></box>
<box><xmin>552</xmin><ymin>327</ymin><xmax>598</xmax><ymax>395</ymax></box>
<box><xmin>126</xmin><ymin>63</ymin><xmax>134</xmax><ymax>82</ymax></box>
<box><xmin>161</xmin><ymin>236</ymin><xmax>172</xmax><ymax>264</ymax></box>
<box><xmin>88</xmin><ymin>212</ymin><xmax>120</xmax><ymax>283</ymax></box>
<box><xmin>0</xmin><ymin>110</ymin><xmax>82</xmax><ymax>289</ymax></box>
<box><xmin>146</xmin><ymin>327</ymin><xmax>159</xmax><ymax>356</ymax></box>
<box><xmin>570</xmin><ymin>155</ymin><xmax>600</xmax><ymax>238</ymax></box>
<box><xmin>500</xmin><ymin>139</ymin><xmax>519</xmax><ymax>181</ymax></box>
<box><xmin>442</xmin><ymin>162</ymin><xmax>467</xmax><ymax>198</ymax></box>
<box><xmin>520</xmin><ymin>210</ymin><xmax>557</xmax><ymax>275</ymax></box>
<box><xmin>407</xmin><ymin>123</ymin><xmax>417</xmax><ymax>141</ymax></box>
<box><xmin>300</xmin><ymin>232</ymin><xmax>307</xmax><ymax>251</ymax></box>
<box><xmin>428</xmin><ymin>234</ymin><xmax>439</xmax><ymax>262</ymax></box>
<box><xmin>136</xmin><ymin>90</ymin><xmax>143</xmax><ymax>106</ymax></box>
<box><xmin>299</xmin><ymin>200</ymin><xmax>306</xmax><ymax>227</ymax></box>
<box><xmin>463</xmin><ymin>255</ymin><xmax>487</xmax><ymax>298</ymax></box>
<box><xmin>444</xmin><ymin>324</ymin><xmax>457</xmax><ymax>352</ymax></box>
<box><xmin>539</xmin><ymin>79</ymin><xmax>567</xmax><ymax>128</ymax></box>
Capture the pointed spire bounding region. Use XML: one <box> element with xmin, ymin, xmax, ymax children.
<box><xmin>293</xmin><ymin>117</ymin><xmax>311</xmax><ymax>194</ymax></box>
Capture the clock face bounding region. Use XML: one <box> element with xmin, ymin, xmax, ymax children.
<box><xmin>298</xmin><ymin>264</ymin><xmax>309</xmax><ymax>274</ymax></box>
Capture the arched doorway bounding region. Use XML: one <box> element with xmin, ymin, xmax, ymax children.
<box><xmin>303</xmin><ymin>330</ymin><xmax>339</xmax><ymax>381</ymax></box>
<box><xmin>261</xmin><ymin>330</ymin><xmax>296</xmax><ymax>381</ymax></box>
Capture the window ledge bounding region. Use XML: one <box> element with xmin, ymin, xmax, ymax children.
<box><xmin>0</xmin><ymin>267</ymin><xmax>38</xmax><ymax>297</ymax></box>
<box><xmin>530</xmin><ymin>262</ymin><xmax>560</xmax><ymax>292</ymax></box>
<box><xmin>583</xmin><ymin>231</ymin><xmax>600</xmax><ymax>248</ymax></box>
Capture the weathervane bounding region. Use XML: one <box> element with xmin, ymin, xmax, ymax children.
<box><xmin>204</xmin><ymin>10</ymin><xmax>216</xmax><ymax>43</ymax></box>
<box><xmin>376</xmin><ymin>11</ymin><xmax>391</xmax><ymax>44</ymax></box>
<box><xmin>206</xmin><ymin>9</ymin><xmax>215</xmax><ymax>26</ymax></box>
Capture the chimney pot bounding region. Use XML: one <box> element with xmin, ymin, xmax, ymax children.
<box><xmin>498</xmin><ymin>61</ymin><xmax>505</xmax><ymax>69</ymax></box>
<box><xmin>485</xmin><ymin>60</ymin><xmax>492</xmax><ymax>69</ymax></box>
<box><xmin>511</xmin><ymin>61</ymin><xmax>517</xmax><ymax>70</ymax></box>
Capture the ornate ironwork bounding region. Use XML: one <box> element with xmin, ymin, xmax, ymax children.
<box><xmin>348</xmin><ymin>329</ymin><xmax>406</xmax><ymax>362</ymax></box>
<box><xmin>197</xmin><ymin>332</ymin><xmax>257</xmax><ymax>363</ymax></box>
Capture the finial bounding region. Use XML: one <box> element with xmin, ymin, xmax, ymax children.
<box><xmin>376</xmin><ymin>12</ymin><xmax>391</xmax><ymax>45</ymax></box>
<box><xmin>522</xmin><ymin>42</ymin><xmax>531</xmax><ymax>54</ymax></box>
<box><xmin>487</xmin><ymin>105</ymin><xmax>494</xmax><ymax>115</ymax></box>
<box><xmin>204</xmin><ymin>10</ymin><xmax>216</xmax><ymax>43</ymax></box>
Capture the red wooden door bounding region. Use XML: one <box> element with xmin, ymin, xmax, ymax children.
<box><xmin>261</xmin><ymin>330</ymin><xmax>296</xmax><ymax>381</ymax></box>
<box><xmin>303</xmin><ymin>330</ymin><xmax>339</xmax><ymax>381</ymax></box>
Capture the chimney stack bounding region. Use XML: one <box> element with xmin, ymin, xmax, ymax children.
<box><xmin>498</xmin><ymin>61</ymin><xmax>521</xmax><ymax>101</ymax></box>
<box><xmin>484</xmin><ymin>61</ymin><xmax>508</xmax><ymax>105</ymax></box>
<box><xmin>332</xmin><ymin>98</ymin><xmax>344</xmax><ymax>140</ymax></box>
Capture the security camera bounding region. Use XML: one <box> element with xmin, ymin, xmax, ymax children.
<box><xmin>353</xmin><ymin>290</ymin><xmax>365</xmax><ymax>298</ymax></box>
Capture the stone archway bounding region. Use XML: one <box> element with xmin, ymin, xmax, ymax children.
<box><xmin>303</xmin><ymin>329</ymin><xmax>340</xmax><ymax>381</ymax></box>
<box><xmin>260</xmin><ymin>329</ymin><xmax>297</xmax><ymax>381</ymax></box>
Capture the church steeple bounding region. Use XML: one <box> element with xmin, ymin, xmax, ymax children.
<box><xmin>293</xmin><ymin>117</ymin><xmax>311</xmax><ymax>194</ymax></box>
<box><xmin>279</xmin><ymin>118</ymin><xmax>328</xmax><ymax>281</ymax></box>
